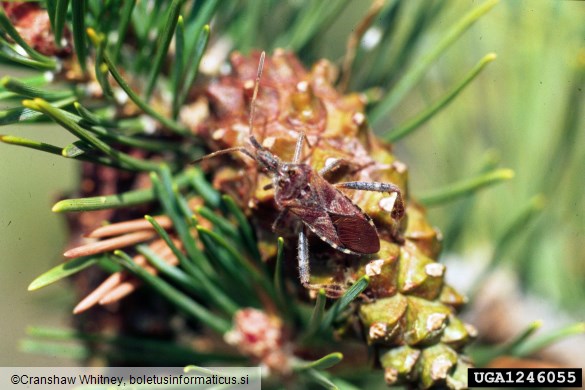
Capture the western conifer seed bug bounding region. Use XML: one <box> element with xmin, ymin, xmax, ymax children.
<box><xmin>195</xmin><ymin>52</ymin><xmax>405</xmax><ymax>293</ymax></box>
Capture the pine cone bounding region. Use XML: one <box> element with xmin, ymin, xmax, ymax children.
<box><xmin>193</xmin><ymin>50</ymin><xmax>476</xmax><ymax>389</ymax></box>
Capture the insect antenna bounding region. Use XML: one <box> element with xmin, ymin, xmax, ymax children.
<box><xmin>193</xmin><ymin>52</ymin><xmax>266</xmax><ymax>165</ymax></box>
<box><xmin>248</xmin><ymin>51</ymin><xmax>265</xmax><ymax>149</ymax></box>
<box><xmin>192</xmin><ymin>147</ymin><xmax>256</xmax><ymax>164</ymax></box>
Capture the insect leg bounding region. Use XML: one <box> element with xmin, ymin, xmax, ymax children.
<box><xmin>292</xmin><ymin>128</ymin><xmax>307</xmax><ymax>164</ymax></box>
<box><xmin>298</xmin><ymin>226</ymin><xmax>311</xmax><ymax>287</ymax></box>
<box><xmin>318</xmin><ymin>158</ymin><xmax>345</xmax><ymax>176</ymax></box>
<box><xmin>248</xmin><ymin>51</ymin><xmax>265</xmax><ymax>141</ymax></box>
<box><xmin>247</xmin><ymin>52</ymin><xmax>268</xmax><ymax>159</ymax></box>
<box><xmin>297</xmin><ymin>227</ymin><xmax>348</xmax><ymax>298</ymax></box>
<box><xmin>192</xmin><ymin>147</ymin><xmax>256</xmax><ymax>164</ymax></box>
<box><xmin>319</xmin><ymin>158</ymin><xmax>375</xmax><ymax>178</ymax></box>
<box><xmin>335</xmin><ymin>181</ymin><xmax>405</xmax><ymax>220</ymax></box>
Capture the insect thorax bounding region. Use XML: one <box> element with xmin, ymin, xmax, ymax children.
<box><xmin>274</xmin><ymin>163</ymin><xmax>314</xmax><ymax>204</ymax></box>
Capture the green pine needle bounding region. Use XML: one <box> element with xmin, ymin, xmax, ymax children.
<box><xmin>20</xmin><ymin>340</ymin><xmax>90</xmax><ymax>361</ymax></box>
<box><xmin>196</xmin><ymin>226</ymin><xmax>273</xmax><ymax>299</ymax></box>
<box><xmin>136</xmin><ymin>243</ymin><xmax>202</xmax><ymax>294</ymax></box>
<box><xmin>71</xmin><ymin>0</ymin><xmax>87</xmax><ymax>72</ymax></box>
<box><xmin>1</xmin><ymin>76</ymin><xmax>75</xmax><ymax>100</ymax></box>
<box><xmin>321</xmin><ymin>276</ymin><xmax>370</xmax><ymax>331</ymax></box>
<box><xmin>112</xmin><ymin>0</ymin><xmax>136</xmax><ymax>63</ymax></box>
<box><xmin>151</xmin><ymin>168</ymin><xmax>211</xmax><ymax>273</ymax></box>
<box><xmin>175</xmin><ymin>24</ymin><xmax>210</xmax><ymax>114</ymax></box>
<box><xmin>386</xmin><ymin>53</ymin><xmax>497</xmax><ymax>142</ymax></box>
<box><xmin>304</xmin><ymin>369</ymin><xmax>339</xmax><ymax>390</ymax></box>
<box><xmin>0</xmin><ymin>133</ymin><xmax>133</xmax><ymax>169</ymax></box>
<box><xmin>1</xmin><ymin>134</ymin><xmax>63</xmax><ymax>156</ymax></box>
<box><xmin>137</xmin><ymin>243</ymin><xmax>239</xmax><ymax>316</ymax></box>
<box><xmin>468</xmin><ymin>194</ymin><xmax>546</xmax><ymax>301</ymax></box>
<box><xmin>196</xmin><ymin>206</ymin><xmax>241</xmax><ymax>242</ymax></box>
<box><xmin>51</xmin><ymin>170</ymin><xmax>192</xmax><ymax>212</ymax></box>
<box><xmin>196</xmin><ymin>225</ymin><xmax>259</xmax><ymax>303</ymax></box>
<box><xmin>189</xmin><ymin>168</ymin><xmax>221</xmax><ymax>208</ymax></box>
<box><xmin>62</xmin><ymin>140</ymin><xmax>91</xmax><ymax>157</ymax></box>
<box><xmin>112</xmin><ymin>250</ymin><xmax>231</xmax><ymax>334</ymax></box>
<box><xmin>279</xmin><ymin>0</ymin><xmax>351</xmax><ymax>51</ymax></box>
<box><xmin>370</xmin><ymin>0</ymin><xmax>500</xmax><ymax>125</ymax></box>
<box><xmin>222</xmin><ymin>195</ymin><xmax>262</xmax><ymax>261</ymax></box>
<box><xmin>0</xmin><ymin>8</ymin><xmax>56</xmax><ymax>65</ymax></box>
<box><xmin>172</xmin><ymin>15</ymin><xmax>185</xmax><ymax>119</ymax></box>
<box><xmin>294</xmin><ymin>352</ymin><xmax>344</xmax><ymax>372</ymax></box>
<box><xmin>0</xmin><ymin>41</ymin><xmax>57</xmax><ymax>70</ymax></box>
<box><xmin>0</xmin><ymin>96</ymin><xmax>76</xmax><ymax>126</ymax></box>
<box><xmin>87</xmin><ymin>28</ymin><xmax>188</xmax><ymax>135</ymax></box>
<box><xmin>28</xmin><ymin>256</ymin><xmax>103</xmax><ymax>291</ymax></box>
<box><xmin>303</xmin><ymin>289</ymin><xmax>327</xmax><ymax>340</ymax></box>
<box><xmin>52</xmin><ymin>0</ymin><xmax>70</xmax><ymax>47</ymax></box>
<box><xmin>91</xmin><ymin>30</ymin><xmax>114</xmax><ymax>98</ymax></box>
<box><xmin>26</xmin><ymin>326</ymin><xmax>243</xmax><ymax>363</ymax></box>
<box><xmin>144</xmin><ymin>0</ymin><xmax>185</xmax><ymax>101</ymax></box>
<box><xmin>23</xmin><ymin>98</ymin><xmax>160</xmax><ymax>171</ymax></box>
<box><xmin>513</xmin><ymin>322</ymin><xmax>585</xmax><ymax>358</ymax></box>
<box><xmin>73</xmin><ymin>102</ymin><xmax>114</xmax><ymax>126</ymax></box>
<box><xmin>472</xmin><ymin>320</ymin><xmax>542</xmax><ymax>366</ymax></box>
<box><xmin>273</xmin><ymin>237</ymin><xmax>287</xmax><ymax>311</ymax></box>
<box><xmin>419</xmin><ymin>168</ymin><xmax>515</xmax><ymax>206</ymax></box>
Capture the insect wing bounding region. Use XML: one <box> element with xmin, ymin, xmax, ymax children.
<box><xmin>329</xmin><ymin>213</ymin><xmax>380</xmax><ymax>254</ymax></box>
<box><xmin>314</xmin><ymin>174</ymin><xmax>380</xmax><ymax>254</ymax></box>
<box><xmin>287</xmin><ymin>204</ymin><xmax>349</xmax><ymax>251</ymax></box>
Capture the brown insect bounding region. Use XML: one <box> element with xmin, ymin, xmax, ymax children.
<box><xmin>195</xmin><ymin>52</ymin><xmax>405</xmax><ymax>291</ymax></box>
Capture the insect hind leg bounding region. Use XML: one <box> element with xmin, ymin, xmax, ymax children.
<box><xmin>297</xmin><ymin>227</ymin><xmax>347</xmax><ymax>298</ymax></box>
<box><xmin>191</xmin><ymin>147</ymin><xmax>255</xmax><ymax>164</ymax></box>
<box><xmin>297</xmin><ymin>227</ymin><xmax>311</xmax><ymax>286</ymax></box>
<box><xmin>335</xmin><ymin>181</ymin><xmax>405</xmax><ymax>220</ymax></box>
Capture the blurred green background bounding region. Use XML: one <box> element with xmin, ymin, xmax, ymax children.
<box><xmin>398</xmin><ymin>1</ymin><xmax>585</xmax><ymax>311</ymax></box>
<box><xmin>1</xmin><ymin>0</ymin><xmax>583</xmax><ymax>366</ymax></box>
<box><xmin>0</xmin><ymin>123</ymin><xmax>77</xmax><ymax>365</ymax></box>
